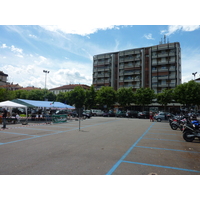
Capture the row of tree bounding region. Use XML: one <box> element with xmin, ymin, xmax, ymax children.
<box><xmin>1</xmin><ymin>80</ymin><xmax>200</xmax><ymax>110</ymax></box>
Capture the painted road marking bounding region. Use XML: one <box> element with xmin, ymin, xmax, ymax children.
<box><xmin>136</xmin><ymin>146</ymin><xmax>200</xmax><ymax>153</ymax></box>
<box><xmin>122</xmin><ymin>160</ymin><xmax>200</xmax><ymax>173</ymax></box>
<box><xmin>106</xmin><ymin>123</ymin><xmax>155</xmax><ymax>175</ymax></box>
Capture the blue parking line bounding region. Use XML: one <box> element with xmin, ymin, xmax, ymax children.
<box><xmin>136</xmin><ymin>146</ymin><xmax>200</xmax><ymax>153</ymax></box>
<box><xmin>122</xmin><ymin>160</ymin><xmax>200</xmax><ymax>173</ymax></box>
<box><xmin>0</xmin><ymin>131</ymin><xmax>36</xmax><ymax>136</ymax></box>
<box><xmin>106</xmin><ymin>123</ymin><xmax>155</xmax><ymax>175</ymax></box>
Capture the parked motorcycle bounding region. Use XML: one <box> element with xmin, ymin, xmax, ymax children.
<box><xmin>182</xmin><ymin>119</ymin><xmax>200</xmax><ymax>142</ymax></box>
<box><xmin>169</xmin><ymin>115</ymin><xmax>187</xmax><ymax>131</ymax></box>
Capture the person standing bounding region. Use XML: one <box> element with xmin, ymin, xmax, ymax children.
<box><xmin>2</xmin><ymin>108</ymin><xmax>8</xmax><ymax>129</ymax></box>
<box><xmin>149</xmin><ymin>111</ymin><xmax>153</xmax><ymax>122</ymax></box>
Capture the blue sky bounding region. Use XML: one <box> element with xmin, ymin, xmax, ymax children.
<box><xmin>0</xmin><ymin>2</ymin><xmax>200</xmax><ymax>89</ymax></box>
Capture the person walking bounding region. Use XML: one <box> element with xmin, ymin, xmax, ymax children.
<box><xmin>149</xmin><ymin>111</ymin><xmax>154</xmax><ymax>122</ymax></box>
<box><xmin>2</xmin><ymin>108</ymin><xmax>8</xmax><ymax>129</ymax></box>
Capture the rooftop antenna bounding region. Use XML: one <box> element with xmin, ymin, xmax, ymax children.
<box><xmin>159</xmin><ymin>38</ymin><xmax>163</xmax><ymax>44</ymax></box>
<box><xmin>164</xmin><ymin>35</ymin><xmax>166</xmax><ymax>44</ymax></box>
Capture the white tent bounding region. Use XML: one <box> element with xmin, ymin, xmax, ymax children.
<box><xmin>0</xmin><ymin>100</ymin><xmax>27</xmax><ymax>117</ymax></box>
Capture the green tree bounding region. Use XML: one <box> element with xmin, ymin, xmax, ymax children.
<box><xmin>135</xmin><ymin>87</ymin><xmax>155</xmax><ymax>110</ymax></box>
<box><xmin>84</xmin><ymin>85</ymin><xmax>97</xmax><ymax>109</ymax></box>
<box><xmin>27</xmin><ymin>89</ymin><xmax>45</xmax><ymax>100</ymax></box>
<box><xmin>0</xmin><ymin>88</ymin><xmax>15</xmax><ymax>101</ymax></box>
<box><xmin>156</xmin><ymin>89</ymin><xmax>174</xmax><ymax>111</ymax></box>
<box><xmin>173</xmin><ymin>80</ymin><xmax>200</xmax><ymax>109</ymax></box>
<box><xmin>56</xmin><ymin>92</ymin><xmax>66</xmax><ymax>103</ymax></box>
<box><xmin>96</xmin><ymin>86</ymin><xmax>116</xmax><ymax>110</ymax></box>
<box><xmin>116</xmin><ymin>87</ymin><xmax>134</xmax><ymax>109</ymax></box>
<box><xmin>13</xmin><ymin>90</ymin><xmax>28</xmax><ymax>99</ymax></box>
<box><xmin>68</xmin><ymin>86</ymin><xmax>86</xmax><ymax>108</ymax></box>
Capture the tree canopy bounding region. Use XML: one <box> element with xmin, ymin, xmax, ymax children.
<box><xmin>116</xmin><ymin>87</ymin><xmax>134</xmax><ymax>109</ymax></box>
<box><xmin>96</xmin><ymin>86</ymin><xmax>116</xmax><ymax>109</ymax></box>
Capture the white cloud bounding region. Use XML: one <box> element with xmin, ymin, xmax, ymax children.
<box><xmin>1</xmin><ymin>50</ymin><xmax>92</xmax><ymax>89</ymax></box>
<box><xmin>181</xmin><ymin>48</ymin><xmax>200</xmax><ymax>83</ymax></box>
<box><xmin>0</xmin><ymin>44</ymin><xmax>7</xmax><ymax>48</ymax></box>
<box><xmin>144</xmin><ymin>33</ymin><xmax>154</xmax><ymax>40</ymax></box>
<box><xmin>11</xmin><ymin>45</ymin><xmax>23</xmax><ymax>54</ymax></box>
<box><xmin>161</xmin><ymin>25</ymin><xmax>200</xmax><ymax>36</ymax></box>
<box><xmin>40</xmin><ymin>25</ymin><xmax>118</xmax><ymax>36</ymax></box>
<box><xmin>29</xmin><ymin>34</ymin><xmax>37</xmax><ymax>39</ymax></box>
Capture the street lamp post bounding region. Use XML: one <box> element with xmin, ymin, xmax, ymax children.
<box><xmin>192</xmin><ymin>72</ymin><xmax>197</xmax><ymax>80</ymax></box>
<box><xmin>43</xmin><ymin>70</ymin><xmax>50</xmax><ymax>100</ymax></box>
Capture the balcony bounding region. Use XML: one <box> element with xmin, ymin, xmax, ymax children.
<box><xmin>158</xmin><ymin>76</ymin><xmax>168</xmax><ymax>80</ymax></box>
<box><xmin>169</xmin><ymin>75</ymin><xmax>176</xmax><ymax>79</ymax></box>
<box><xmin>169</xmin><ymin>83</ymin><xmax>176</xmax><ymax>87</ymax></box>
<box><xmin>169</xmin><ymin>60</ymin><xmax>176</xmax><ymax>64</ymax></box>
<box><xmin>97</xmin><ymin>73</ymin><xmax>105</xmax><ymax>77</ymax></box>
<box><xmin>97</xmin><ymin>80</ymin><xmax>104</xmax><ymax>84</ymax></box>
<box><xmin>124</xmin><ymin>84</ymin><xmax>134</xmax><ymax>88</ymax></box>
<box><xmin>104</xmin><ymin>79</ymin><xmax>110</xmax><ymax>83</ymax></box>
<box><xmin>158</xmin><ymin>45</ymin><xmax>168</xmax><ymax>50</ymax></box>
<box><xmin>124</xmin><ymin>72</ymin><xmax>133</xmax><ymax>75</ymax></box>
<box><xmin>157</xmin><ymin>53</ymin><xmax>168</xmax><ymax>57</ymax></box>
<box><xmin>157</xmin><ymin>60</ymin><xmax>168</xmax><ymax>65</ymax></box>
<box><xmin>158</xmin><ymin>83</ymin><xmax>168</xmax><ymax>87</ymax></box>
<box><xmin>132</xmin><ymin>84</ymin><xmax>140</xmax><ymax>88</ymax></box>
<box><xmin>97</xmin><ymin>55</ymin><xmax>104</xmax><ymax>59</ymax></box>
<box><xmin>169</xmin><ymin>67</ymin><xmax>176</xmax><ymax>71</ymax></box>
<box><xmin>157</xmin><ymin>68</ymin><xmax>168</xmax><ymax>72</ymax></box>
<box><xmin>104</xmin><ymin>73</ymin><xmax>110</xmax><ymax>77</ymax></box>
<box><xmin>134</xmin><ymin>70</ymin><xmax>141</xmax><ymax>74</ymax></box>
<box><xmin>124</xmin><ymin>50</ymin><xmax>134</xmax><ymax>55</ymax></box>
<box><xmin>169</xmin><ymin>52</ymin><xmax>175</xmax><ymax>56</ymax></box>
<box><xmin>124</xmin><ymin>65</ymin><xmax>134</xmax><ymax>69</ymax></box>
<box><xmin>124</xmin><ymin>78</ymin><xmax>134</xmax><ymax>82</ymax></box>
<box><xmin>152</xmin><ymin>46</ymin><xmax>158</xmax><ymax>51</ymax></box>
<box><xmin>97</xmin><ymin>67</ymin><xmax>110</xmax><ymax>72</ymax></box>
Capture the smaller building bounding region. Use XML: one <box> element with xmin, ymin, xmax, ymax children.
<box><xmin>0</xmin><ymin>71</ymin><xmax>8</xmax><ymax>86</ymax></box>
<box><xmin>49</xmin><ymin>84</ymin><xmax>90</xmax><ymax>95</ymax></box>
<box><xmin>18</xmin><ymin>86</ymin><xmax>42</xmax><ymax>91</ymax></box>
<box><xmin>0</xmin><ymin>83</ymin><xmax>23</xmax><ymax>90</ymax></box>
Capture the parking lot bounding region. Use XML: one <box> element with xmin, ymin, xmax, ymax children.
<box><xmin>0</xmin><ymin>117</ymin><xmax>200</xmax><ymax>175</ymax></box>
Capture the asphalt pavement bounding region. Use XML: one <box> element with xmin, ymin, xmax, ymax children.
<box><xmin>0</xmin><ymin>117</ymin><xmax>200</xmax><ymax>175</ymax></box>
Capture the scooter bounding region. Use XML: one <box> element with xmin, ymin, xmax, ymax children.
<box><xmin>182</xmin><ymin>120</ymin><xmax>200</xmax><ymax>142</ymax></box>
<box><xmin>169</xmin><ymin>115</ymin><xmax>187</xmax><ymax>131</ymax></box>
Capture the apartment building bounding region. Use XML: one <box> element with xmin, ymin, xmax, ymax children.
<box><xmin>93</xmin><ymin>42</ymin><xmax>181</xmax><ymax>93</ymax></box>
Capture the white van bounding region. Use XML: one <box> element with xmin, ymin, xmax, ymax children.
<box><xmin>91</xmin><ymin>109</ymin><xmax>104</xmax><ymax>116</ymax></box>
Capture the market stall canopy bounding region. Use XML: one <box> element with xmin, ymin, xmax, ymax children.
<box><xmin>0</xmin><ymin>100</ymin><xmax>27</xmax><ymax>108</ymax></box>
<box><xmin>12</xmin><ymin>99</ymin><xmax>75</xmax><ymax>109</ymax></box>
<box><xmin>0</xmin><ymin>100</ymin><xmax>28</xmax><ymax>118</ymax></box>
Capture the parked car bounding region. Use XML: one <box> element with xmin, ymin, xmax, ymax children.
<box><xmin>84</xmin><ymin>110</ymin><xmax>92</xmax><ymax>117</ymax></box>
<box><xmin>137</xmin><ymin>111</ymin><xmax>150</xmax><ymax>119</ymax></box>
<box><xmin>71</xmin><ymin>111</ymin><xmax>91</xmax><ymax>118</ymax></box>
<box><xmin>96</xmin><ymin>110</ymin><xmax>104</xmax><ymax>116</ymax></box>
<box><xmin>82</xmin><ymin>111</ymin><xmax>91</xmax><ymax>118</ymax></box>
<box><xmin>116</xmin><ymin>111</ymin><xmax>127</xmax><ymax>117</ymax></box>
<box><xmin>154</xmin><ymin>112</ymin><xmax>173</xmax><ymax>122</ymax></box>
<box><xmin>103</xmin><ymin>111</ymin><xmax>116</xmax><ymax>117</ymax></box>
<box><xmin>126</xmin><ymin>110</ymin><xmax>139</xmax><ymax>118</ymax></box>
<box><xmin>91</xmin><ymin>109</ymin><xmax>103</xmax><ymax>116</ymax></box>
